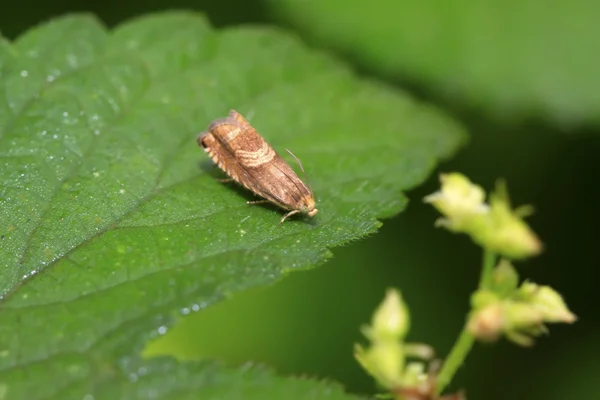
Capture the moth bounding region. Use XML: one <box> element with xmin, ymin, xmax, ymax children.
<box><xmin>198</xmin><ymin>110</ymin><xmax>318</xmax><ymax>224</ymax></box>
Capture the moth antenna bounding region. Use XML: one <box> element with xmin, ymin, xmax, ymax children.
<box><xmin>286</xmin><ymin>148</ymin><xmax>313</xmax><ymax>193</ymax></box>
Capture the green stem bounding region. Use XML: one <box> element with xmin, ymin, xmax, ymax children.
<box><xmin>478</xmin><ymin>248</ymin><xmax>497</xmax><ymax>290</ymax></box>
<box><xmin>435</xmin><ymin>249</ymin><xmax>497</xmax><ymax>395</ymax></box>
<box><xmin>434</xmin><ymin>328</ymin><xmax>474</xmax><ymax>395</ymax></box>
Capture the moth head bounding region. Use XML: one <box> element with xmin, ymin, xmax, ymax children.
<box><xmin>198</xmin><ymin>133</ymin><xmax>214</xmax><ymax>152</ymax></box>
<box><xmin>301</xmin><ymin>195</ymin><xmax>318</xmax><ymax>217</ymax></box>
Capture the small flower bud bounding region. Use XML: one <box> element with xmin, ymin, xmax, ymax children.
<box><xmin>370</xmin><ymin>288</ymin><xmax>410</xmax><ymax>341</ymax></box>
<box><xmin>476</xmin><ymin>184</ymin><xmax>542</xmax><ymax>259</ymax></box>
<box><xmin>518</xmin><ymin>283</ymin><xmax>577</xmax><ymax>324</ymax></box>
<box><xmin>489</xmin><ymin>259</ymin><xmax>520</xmax><ymax>296</ymax></box>
<box><xmin>470</xmin><ymin>289</ymin><xmax>500</xmax><ymax>309</ymax></box>
<box><xmin>505</xmin><ymin>301</ymin><xmax>544</xmax><ymax>329</ymax></box>
<box><xmin>467</xmin><ymin>303</ymin><xmax>505</xmax><ymax>342</ymax></box>
<box><xmin>354</xmin><ymin>342</ymin><xmax>404</xmax><ymax>388</ymax></box>
<box><xmin>423</xmin><ymin>173</ymin><xmax>489</xmax><ymax>232</ymax></box>
<box><xmin>402</xmin><ymin>361</ymin><xmax>429</xmax><ymax>388</ymax></box>
<box><xmin>503</xmin><ymin>301</ymin><xmax>546</xmax><ymax>346</ymax></box>
<box><xmin>404</xmin><ymin>343</ymin><xmax>435</xmax><ymax>360</ymax></box>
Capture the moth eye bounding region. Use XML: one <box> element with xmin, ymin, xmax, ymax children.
<box><xmin>199</xmin><ymin>137</ymin><xmax>209</xmax><ymax>149</ymax></box>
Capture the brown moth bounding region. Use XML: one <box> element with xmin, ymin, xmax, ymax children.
<box><xmin>198</xmin><ymin>110</ymin><xmax>318</xmax><ymax>224</ymax></box>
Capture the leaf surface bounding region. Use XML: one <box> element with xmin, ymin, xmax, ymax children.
<box><xmin>0</xmin><ymin>12</ymin><xmax>464</xmax><ymax>399</ymax></box>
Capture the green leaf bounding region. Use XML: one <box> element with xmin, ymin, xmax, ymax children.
<box><xmin>266</xmin><ymin>0</ymin><xmax>600</xmax><ymax>127</ymax></box>
<box><xmin>0</xmin><ymin>12</ymin><xmax>464</xmax><ymax>399</ymax></box>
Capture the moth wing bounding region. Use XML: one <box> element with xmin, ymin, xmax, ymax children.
<box><xmin>201</xmin><ymin>131</ymin><xmax>257</xmax><ymax>190</ymax></box>
<box><xmin>244</xmin><ymin>152</ymin><xmax>314</xmax><ymax>211</ymax></box>
<box><xmin>228</xmin><ymin>110</ymin><xmax>253</xmax><ymax>127</ymax></box>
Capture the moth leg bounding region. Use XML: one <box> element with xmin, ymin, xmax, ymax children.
<box><xmin>218</xmin><ymin>178</ymin><xmax>235</xmax><ymax>183</ymax></box>
<box><xmin>247</xmin><ymin>200</ymin><xmax>270</xmax><ymax>205</ymax></box>
<box><xmin>280</xmin><ymin>210</ymin><xmax>300</xmax><ymax>225</ymax></box>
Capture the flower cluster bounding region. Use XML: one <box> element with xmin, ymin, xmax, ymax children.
<box><xmin>424</xmin><ymin>173</ymin><xmax>542</xmax><ymax>259</ymax></box>
<box><xmin>356</xmin><ymin>173</ymin><xmax>576</xmax><ymax>398</ymax></box>
<box><xmin>355</xmin><ymin>289</ymin><xmax>453</xmax><ymax>399</ymax></box>
<box><xmin>467</xmin><ymin>260</ymin><xmax>577</xmax><ymax>346</ymax></box>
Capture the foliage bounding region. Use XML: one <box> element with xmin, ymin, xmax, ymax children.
<box><xmin>0</xmin><ymin>12</ymin><xmax>464</xmax><ymax>399</ymax></box>
<box><xmin>267</xmin><ymin>0</ymin><xmax>600</xmax><ymax>127</ymax></box>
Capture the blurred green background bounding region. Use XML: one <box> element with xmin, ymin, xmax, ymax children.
<box><xmin>3</xmin><ymin>1</ymin><xmax>598</xmax><ymax>399</ymax></box>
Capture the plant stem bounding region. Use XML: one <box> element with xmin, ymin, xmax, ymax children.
<box><xmin>435</xmin><ymin>249</ymin><xmax>497</xmax><ymax>395</ymax></box>
<box><xmin>478</xmin><ymin>248</ymin><xmax>497</xmax><ymax>290</ymax></box>
<box><xmin>434</xmin><ymin>328</ymin><xmax>474</xmax><ymax>395</ymax></box>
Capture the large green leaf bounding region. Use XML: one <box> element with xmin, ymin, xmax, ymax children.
<box><xmin>0</xmin><ymin>12</ymin><xmax>464</xmax><ymax>399</ymax></box>
<box><xmin>266</xmin><ymin>0</ymin><xmax>600</xmax><ymax>127</ymax></box>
